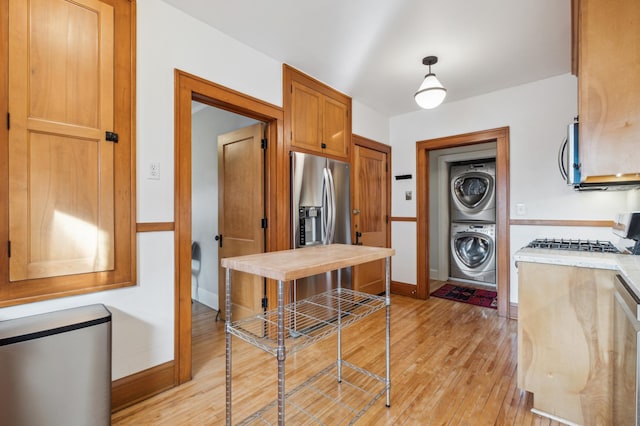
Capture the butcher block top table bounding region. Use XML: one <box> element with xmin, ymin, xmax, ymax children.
<box><xmin>221</xmin><ymin>244</ymin><xmax>395</xmax><ymax>425</ymax></box>
<box><xmin>220</xmin><ymin>243</ymin><xmax>395</xmax><ymax>281</ymax></box>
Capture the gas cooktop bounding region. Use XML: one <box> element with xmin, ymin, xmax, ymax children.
<box><xmin>526</xmin><ymin>238</ymin><xmax>620</xmax><ymax>253</ymax></box>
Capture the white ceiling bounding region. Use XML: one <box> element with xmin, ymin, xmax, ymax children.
<box><xmin>162</xmin><ymin>0</ymin><xmax>572</xmax><ymax>117</ymax></box>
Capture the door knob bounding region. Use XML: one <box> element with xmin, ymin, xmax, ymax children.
<box><xmin>353</xmin><ymin>209</ymin><xmax>360</xmax><ymax>215</ymax></box>
<box><xmin>214</xmin><ymin>234</ymin><xmax>223</xmax><ymax>248</ymax></box>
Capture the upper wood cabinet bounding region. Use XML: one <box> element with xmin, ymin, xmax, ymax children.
<box><xmin>283</xmin><ymin>65</ymin><xmax>352</xmax><ymax>160</ymax></box>
<box><xmin>1</xmin><ymin>0</ymin><xmax>136</xmax><ymax>306</ymax></box>
<box><xmin>576</xmin><ymin>0</ymin><xmax>640</xmax><ymax>182</ymax></box>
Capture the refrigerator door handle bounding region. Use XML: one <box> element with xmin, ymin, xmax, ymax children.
<box><xmin>322</xmin><ymin>167</ymin><xmax>331</xmax><ymax>244</ymax></box>
<box><xmin>327</xmin><ymin>167</ymin><xmax>337</xmax><ymax>243</ymax></box>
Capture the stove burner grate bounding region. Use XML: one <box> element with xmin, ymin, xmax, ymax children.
<box><xmin>526</xmin><ymin>238</ymin><xmax>620</xmax><ymax>253</ymax></box>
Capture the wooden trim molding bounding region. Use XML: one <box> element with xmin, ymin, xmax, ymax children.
<box><xmin>136</xmin><ymin>222</ymin><xmax>175</xmax><ymax>232</ymax></box>
<box><xmin>174</xmin><ymin>69</ymin><xmax>285</xmax><ymax>386</ymax></box>
<box><xmin>510</xmin><ymin>219</ymin><xmax>614</xmax><ymax>228</ymax></box>
<box><xmin>416</xmin><ymin>127</ymin><xmax>510</xmax><ymax>318</ymax></box>
<box><xmin>391</xmin><ymin>217</ymin><xmax>417</xmax><ymax>222</ymax></box>
<box><xmin>391</xmin><ymin>281</ymin><xmax>418</xmax><ymax>298</ymax></box>
<box><xmin>509</xmin><ymin>302</ymin><xmax>518</xmax><ymax>320</ymax></box>
<box><xmin>111</xmin><ymin>361</ymin><xmax>175</xmax><ymax>412</ymax></box>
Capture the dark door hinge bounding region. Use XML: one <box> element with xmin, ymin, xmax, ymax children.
<box><xmin>261</xmin><ymin>218</ymin><xmax>268</xmax><ymax>229</ymax></box>
<box><xmin>261</xmin><ymin>297</ymin><xmax>268</xmax><ymax>309</ymax></box>
<box><xmin>386</xmin><ymin>215</ymin><xmax>389</xmax><ymax>224</ymax></box>
<box><xmin>261</xmin><ymin>138</ymin><xmax>267</xmax><ymax>149</ymax></box>
<box><xmin>105</xmin><ymin>131</ymin><xmax>119</xmax><ymax>143</ymax></box>
<box><xmin>385</xmin><ymin>163</ymin><xmax>388</xmax><ymax>172</ymax></box>
<box><xmin>7</xmin><ymin>113</ymin><xmax>10</xmax><ymax>130</ymax></box>
<box><xmin>7</xmin><ymin>241</ymin><xmax>11</xmax><ymax>258</ymax></box>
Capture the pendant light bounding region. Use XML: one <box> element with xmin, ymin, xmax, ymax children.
<box><xmin>414</xmin><ymin>56</ymin><xmax>447</xmax><ymax>109</ymax></box>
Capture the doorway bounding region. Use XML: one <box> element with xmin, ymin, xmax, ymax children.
<box><xmin>174</xmin><ymin>70</ymin><xmax>285</xmax><ymax>385</ymax></box>
<box><xmin>416</xmin><ymin>127</ymin><xmax>510</xmax><ymax>318</ymax></box>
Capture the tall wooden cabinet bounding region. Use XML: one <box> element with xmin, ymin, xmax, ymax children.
<box><xmin>283</xmin><ymin>65</ymin><xmax>351</xmax><ymax>160</ymax></box>
<box><xmin>1</xmin><ymin>0</ymin><xmax>136</xmax><ymax>305</ymax></box>
<box><xmin>576</xmin><ymin>0</ymin><xmax>640</xmax><ymax>182</ymax></box>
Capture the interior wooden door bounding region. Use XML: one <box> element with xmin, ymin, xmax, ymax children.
<box><xmin>217</xmin><ymin>123</ymin><xmax>266</xmax><ymax>321</ymax></box>
<box><xmin>352</xmin><ymin>142</ymin><xmax>390</xmax><ymax>295</ymax></box>
<box><xmin>8</xmin><ymin>0</ymin><xmax>115</xmax><ymax>280</ymax></box>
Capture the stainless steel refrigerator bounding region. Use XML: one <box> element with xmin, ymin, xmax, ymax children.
<box><xmin>291</xmin><ymin>152</ymin><xmax>352</xmax><ymax>301</ymax></box>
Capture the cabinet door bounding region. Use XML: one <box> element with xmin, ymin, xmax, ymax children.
<box><xmin>517</xmin><ymin>262</ymin><xmax>614</xmax><ymax>425</ymax></box>
<box><xmin>8</xmin><ymin>0</ymin><xmax>115</xmax><ymax>280</ymax></box>
<box><xmin>579</xmin><ymin>0</ymin><xmax>640</xmax><ymax>180</ymax></box>
<box><xmin>322</xmin><ymin>96</ymin><xmax>350</xmax><ymax>158</ymax></box>
<box><xmin>290</xmin><ymin>80</ymin><xmax>323</xmax><ymax>153</ymax></box>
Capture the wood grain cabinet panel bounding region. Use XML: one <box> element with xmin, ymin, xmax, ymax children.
<box><xmin>517</xmin><ymin>262</ymin><xmax>614</xmax><ymax>425</ymax></box>
<box><xmin>284</xmin><ymin>64</ymin><xmax>351</xmax><ymax>160</ymax></box>
<box><xmin>578</xmin><ymin>0</ymin><xmax>640</xmax><ymax>182</ymax></box>
<box><xmin>1</xmin><ymin>0</ymin><xmax>136</xmax><ymax>305</ymax></box>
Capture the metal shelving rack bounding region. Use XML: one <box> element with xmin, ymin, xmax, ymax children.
<box><xmin>221</xmin><ymin>244</ymin><xmax>394</xmax><ymax>426</ymax></box>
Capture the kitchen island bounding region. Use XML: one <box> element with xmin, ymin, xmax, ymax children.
<box><xmin>221</xmin><ymin>244</ymin><xmax>395</xmax><ymax>425</ymax></box>
<box><xmin>514</xmin><ymin>247</ymin><xmax>640</xmax><ymax>425</ymax></box>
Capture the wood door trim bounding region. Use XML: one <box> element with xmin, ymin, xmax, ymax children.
<box><xmin>174</xmin><ymin>69</ymin><xmax>285</xmax><ymax>385</ymax></box>
<box><xmin>416</xmin><ymin>127</ymin><xmax>510</xmax><ymax>317</ymax></box>
<box><xmin>136</xmin><ymin>222</ymin><xmax>175</xmax><ymax>232</ymax></box>
<box><xmin>391</xmin><ymin>217</ymin><xmax>417</xmax><ymax>222</ymax></box>
<box><xmin>510</xmin><ymin>219</ymin><xmax>614</xmax><ymax>227</ymax></box>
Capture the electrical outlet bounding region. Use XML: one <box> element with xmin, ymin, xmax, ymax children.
<box><xmin>516</xmin><ymin>203</ymin><xmax>526</xmax><ymax>216</ymax></box>
<box><xmin>149</xmin><ymin>162</ymin><xmax>160</xmax><ymax>180</ymax></box>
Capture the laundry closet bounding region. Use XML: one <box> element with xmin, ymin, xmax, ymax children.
<box><xmin>427</xmin><ymin>142</ymin><xmax>498</xmax><ymax>291</ymax></box>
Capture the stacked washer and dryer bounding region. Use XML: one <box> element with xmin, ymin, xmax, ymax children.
<box><xmin>449</xmin><ymin>159</ymin><xmax>497</xmax><ymax>287</ymax></box>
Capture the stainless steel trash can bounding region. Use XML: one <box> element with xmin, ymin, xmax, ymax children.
<box><xmin>0</xmin><ymin>304</ymin><xmax>112</xmax><ymax>426</ymax></box>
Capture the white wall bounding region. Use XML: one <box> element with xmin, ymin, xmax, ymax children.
<box><xmin>0</xmin><ymin>0</ymin><xmax>389</xmax><ymax>382</ymax></box>
<box><xmin>389</xmin><ymin>73</ymin><xmax>634</xmax><ymax>302</ymax></box>
<box><xmin>191</xmin><ymin>105</ymin><xmax>258</xmax><ymax>310</ymax></box>
<box><xmin>352</xmin><ymin>99</ymin><xmax>389</xmax><ymax>144</ymax></box>
<box><xmin>0</xmin><ymin>0</ymin><xmax>283</xmax><ymax>380</ymax></box>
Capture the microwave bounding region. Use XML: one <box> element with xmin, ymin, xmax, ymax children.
<box><xmin>564</xmin><ymin>121</ymin><xmax>580</xmax><ymax>186</ymax></box>
<box><xmin>559</xmin><ymin>121</ymin><xmax>640</xmax><ymax>190</ymax></box>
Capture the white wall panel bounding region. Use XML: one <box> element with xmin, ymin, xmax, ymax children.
<box><xmin>389</xmin><ymin>74</ymin><xmax>631</xmax><ymax>302</ymax></box>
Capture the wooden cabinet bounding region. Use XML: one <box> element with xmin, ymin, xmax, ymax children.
<box><xmin>576</xmin><ymin>0</ymin><xmax>640</xmax><ymax>182</ymax></box>
<box><xmin>1</xmin><ymin>0</ymin><xmax>136</xmax><ymax>305</ymax></box>
<box><xmin>284</xmin><ymin>65</ymin><xmax>351</xmax><ymax>160</ymax></box>
<box><xmin>517</xmin><ymin>262</ymin><xmax>614</xmax><ymax>425</ymax></box>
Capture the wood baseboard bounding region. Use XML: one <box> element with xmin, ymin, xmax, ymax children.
<box><xmin>391</xmin><ymin>281</ymin><xmax>418</xmax><ymax>298</ymax></box>
<box><xmin>509</xmin><ymin>302</ymin><xmax>518</xmax><ymax>320</ymax></box>
<box><xmin>112</xmin><ymin>361</ymin><xmax>175</xmax><ymax>412</ymax></box>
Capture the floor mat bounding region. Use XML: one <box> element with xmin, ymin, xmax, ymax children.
<box><xmin>430</xmin><ymin>284</ymin><xmax>497</xmax><ymax>309</ymax></box>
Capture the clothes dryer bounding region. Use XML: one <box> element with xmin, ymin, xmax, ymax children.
<box><xmin>450</xmin><ymin>160</ymin><xmax>496</xmax><ymax>222</ymax></box>
<box><xmin>449</xmin><ymin>222</ymin><xmax>496</xmax><ymax>286</ymax></box>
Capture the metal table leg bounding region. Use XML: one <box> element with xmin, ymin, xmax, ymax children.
<box><xmin>277</xmin><ymin>279</ymin><xmax>286</xmax><ymax>425</ymax></box>
<box><xmin>337</xmin><ymin>268</ymin><xmax>343</xmax><ymax>383</ymax></box>
<box><xmin>225</xmin><ymin>268</ymin><xmax>233</xmax><ymax>425</ymax></box>
<box><xmin>385</xmin><ymin>256</ymin><xmax>391</xmax><ymax>407</ymax></box>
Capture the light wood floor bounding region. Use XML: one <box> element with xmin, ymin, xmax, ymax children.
<box><xmin>112</xmin><ymin>295</ymin><xmax>562</xmax><ymax>425</ymax></box>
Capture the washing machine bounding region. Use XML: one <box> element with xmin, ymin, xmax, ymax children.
<box><xmin>450</xmin><ymin>160</ymin><xmax>496</xmax><ymax>222</ymax></box>
<box><xmin>449</xmin><ymin>222</ymin><xmax>496</xmax><ymax>285</ymax></box>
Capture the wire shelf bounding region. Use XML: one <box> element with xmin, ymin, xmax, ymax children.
<box><xmin>237</xmin><ymin>360</ymin><xmax>388</xmax><ymax>425</ymax></box>
<box><xmin>227</xmin><ymin>289</ymin><xmax>386</xmax><ymax>356</ymax></box>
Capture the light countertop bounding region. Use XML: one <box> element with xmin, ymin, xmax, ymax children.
<box><xmin>515</xmin><ymin>247</ymin><xmax>640</xmax><ymax>295</ymax></box>
<box><xmin>220</xmin><ymin>244</ymin><xmax>395</xmax><ymax>281</ymax></box>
